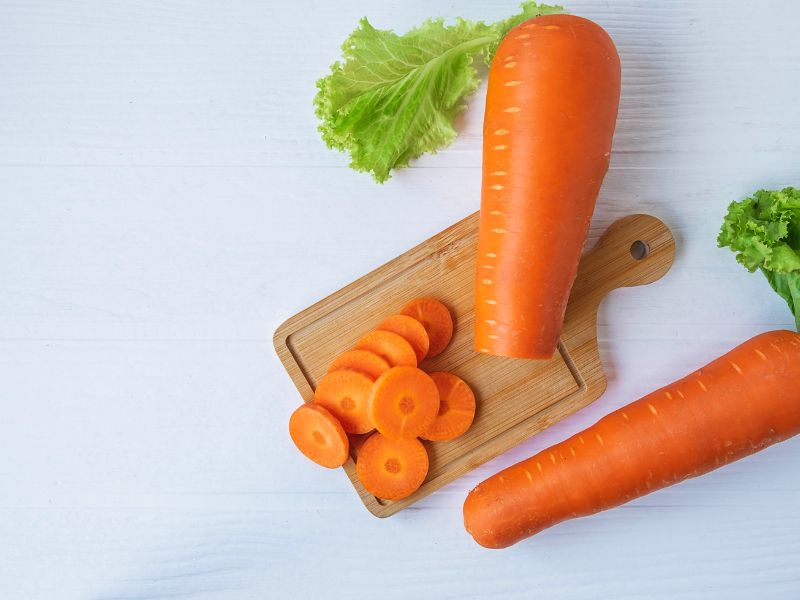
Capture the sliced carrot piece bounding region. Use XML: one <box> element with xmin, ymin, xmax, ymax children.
<box><xmin>420</xmin><ymin>372</ymin><xmax>476</xmax><ymax>441</ymax></box>
<box><xmin>314</xmin><ymin>370</ymin><xmax>374</xmax><ymax>434</ymax></box>
<box><xmin>356</xmin><ymin>432</ymin><xmax>429</xmax><ymax>500</ymax></box>
<box><xmin>327</xmin><ymin>349</ymin><xmax>390</xmax><ymax>380</ymax></box>
<box><xmin>369</xmin><ymin>366</ymin><xmax>439</xmax><ymax>440</ymax></box>
<box><xmin>289</xmin><ymin>403</ymin><xmax>349</xmax><ymax>468</ymax></box>
<box><xmin>355</xmin><ymin>330</ymin><xmax>417</xmax><ymax>368</ymax></box>
<box><xmin>400</xmin><ymin>297</ymin><xmax>454</xmax><ymax>358</ymax></box>
<box><xmin>378</xmin><ymin>314</ymin><xmax>430</xmax><ymax>363</ymax></box>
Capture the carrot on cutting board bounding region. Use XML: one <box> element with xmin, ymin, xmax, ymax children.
<box><xmin>356</xmin><ymin>330</ymin><xmax>417</xmax><ymax>368</ymax></box>
<box><xmin>463</xmin><ymin>330</ymin><xmax>800</xmax><ymax>548</ymax></box>
<box><xmin>400</xmin><ymin>297</ymin><xmax>453</xmax><ymax>358</ymax></box>
<box><xmin>378</xmin><ymin>314</ymin><xmax>430</xmax><ymax>363</ymax></box>
<box><xmin>327</xmin><ymin>349</ymin><xmax>390</xmax><ymax>380</ymax></box>
<box><xmin>474</xmin><ymin>14</ymin><xmax>621</xmax><ymax>360</ymax></box>
<box><xmin>369</xmin><ymin>366</ymin><xmax>440</xmax><ymax>440</ymax></box>
<box><xmin>289</xmin><ymin>403</ymin><xmax>349</xmax><ymax>468</ymax></box>
<box><xmin>356</xmin><ymin>432</ymin><xmax>429</xmax><ymax>500</ymax></box>
<box><xmin>314</xmin><ymin>370</ymin><xmax>374</xmax><ymax>434</ymax></box>
<box><xmin>421</xmin><ymin>372</ymin><xmax>476</xmax><ymax>442</ymax></box>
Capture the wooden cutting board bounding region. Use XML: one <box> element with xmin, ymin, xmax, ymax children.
<box><xmin>274</xmin><ymin>213</ymin><xmax>675</xmax><ymax>517</ymax></box>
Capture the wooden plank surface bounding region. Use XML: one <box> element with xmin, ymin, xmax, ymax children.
<box><xmin>2</xmin><ymin>0</ymin><xmax>800</xmax><ymax>598</ymax></box>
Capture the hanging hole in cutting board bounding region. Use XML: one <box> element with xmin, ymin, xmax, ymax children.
<box><xmin>630</xmin><ymin>240</ymin><xmax>649</xmax><ymax>261</ymax></box>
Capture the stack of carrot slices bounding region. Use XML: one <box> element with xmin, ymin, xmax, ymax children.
<box><xmin>288</xmin><ymin>297</ymin><xmax>477</xmax><ymax>501</ymax></box>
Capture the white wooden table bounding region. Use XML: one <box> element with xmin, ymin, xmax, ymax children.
<box><xmin>2</xmin><ymin>1</ymin><xmax>800</xmax><ymax>598</ymax></box>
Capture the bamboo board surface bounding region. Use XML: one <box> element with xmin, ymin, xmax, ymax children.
<box><xmin>274</xmin><ymin>213</ymin><xmax>675</xmax><ymax>516</ymax></box>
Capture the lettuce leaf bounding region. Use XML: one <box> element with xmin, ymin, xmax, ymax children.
<box><xmin>314</xmin><ymin>2</ymin><xmax>564</xmax><ymax>183</ymax></box>
<box><xmin>718</xmin><ymin>187</ymin><xmax>800</xmax><ymax>330</ymax></box>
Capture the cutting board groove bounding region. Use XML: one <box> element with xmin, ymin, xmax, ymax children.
<box><xmin>275</xmin><ymin>213</ymin><xmax>675</xmax><ymax>517</ymax></box>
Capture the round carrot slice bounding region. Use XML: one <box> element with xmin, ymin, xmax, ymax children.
<box><xmin>369</xmin><ymin>366</ymin><xmax>440</xmax><ymax>440</ymax></box>
<box><xmin>327</xmin><ymin>349</ymin><xmax>390</xmax><ymax>381</ymax></box>
<box><xmin>355</xmin><ymin>330</ymin><xmax>417</xmax><ymax>368</ymax></box>
<box><xmin>378</xmin><ymin>314</ymin><xmax>430</xmax><ymax>363</ymax></box>
<box><xmin>289</xmin><ymin>403</ymin><xmax>349</xmax><ymax>468</ymax></box>
<box><xmin>314</xmin><ymin>370</ymin><xmax>374</xmax><ymax>434</ymax></box>
<box><xmin>420</xmin><ymin>372</ymin><xmax>476</xmax><ymax>441</ymax></box>
<box><xmin>400</xmin><ymin>297</ymin><xmax>454</xmax><ymax>358</ymax></box>
<box><xmin>356</xmin><ymin>432</ymin><xmax>429</xmax><ymax>500</ymax></box>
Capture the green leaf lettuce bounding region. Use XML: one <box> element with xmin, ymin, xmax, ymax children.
<box><xmin>718</xmin><ymin>187</ymin><xmax>800</xmax><ymax>330</ymax></box>
<box><xmin>314</xmin><ymin>2</ymin><xmax>564</xmax><ymax>183</ymax></box>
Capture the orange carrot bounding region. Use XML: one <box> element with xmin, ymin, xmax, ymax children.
<box><xmin>474</xmin><ymin>14</ymin><xmax>621</xmax><ymax>359</ymax></box>
<box><xmin>356</xmin><ymin>330</ymin><xmax>417</xmax><ymax>368</ymax></box>
<box><xmin>400</xmin><ymin>297</ymin><xmax>453</xmax><ymax>358</ymax></box>
<box><xmin>378</xmin><ymin>314</ymin><xmax>430</xmax><ymax>363</ymax></box>
<box><xmin>356</xmin><ymin>432</ymin><xmax>429</xmax><ymax>500</ymax></box>
<box><xmin>289</xmin><ymin>403</ymin><xmax>349</xmax><ymax>468</ymax></box>
<box><xmin>327</xmin><ymin>349</ymin><xmax>390</xmax><ymax>381</ymax></box>
<box><xmin>369</xmin><ymin>366</ymin><xmax>440</xmax><ymax>440</ymax></box>
<box><xmin>313</xmin><ymin>370</ymin><xmax>374</xmax><ymax>434</ymax></box>
<box><xmin>463</xmin><ymin>330</ymin><xmax>800</xmax><ymax>548</ymax></box>
<box><xmin>420</xmin><ymin>372</ymin><xmax>476</xmax><ymax>441</ymax></box>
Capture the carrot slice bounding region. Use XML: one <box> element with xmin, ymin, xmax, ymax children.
<box><xmin>377</xmin><ymin>314</ymin><xmax>430</xmax><ymax>363</ymax></box>
<box><xmin>369</xmin><ymin>366</ymin><xmax>440</xmax><ymax>440</ymax></box>
<box><xmin>399</xmin><ymin>297</ymin><xmax>454</xmax><ymax>358</ymax></box>
<box><xmin>420</xmin><ymin>372</ymin><xmax>476</xmax><ymax>441</ymax></box>
<box><xmin>356</xmin><ymin>432</ymin><xmax>429</xmax><ymax>500</ymax></box>
<box><xmin>464</xmin><ymin>329</ymin><xmax>800</xmax><ymax>548</ymax></box>
<box><xmin>289</xmin><ymin>403</ymin><xmax>349</xmax><ymax>468</ymax></box>
<box><xmin>355</xmin><ymin>330</ymin><xmax>417</xmax><ymax>368</ymax></box>
<box><xmin>327</xmin><ymin>349</ymin><xmax>390</xmax><ymax>380</ymax></box>
<box><xmin>314</xmin><ymin>370</ymin><xmax>374</xmax><ymax>434</ymax></box>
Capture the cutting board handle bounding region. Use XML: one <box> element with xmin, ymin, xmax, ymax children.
<box><xmin>568</xmin><ymin>214</ymin><xmax>676</xmax><ymax>316</ymax></box>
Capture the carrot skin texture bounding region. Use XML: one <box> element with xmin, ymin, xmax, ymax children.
<box><xmin>474</xmin><ymin>14</ymin><xmax>621</xmax><ymax>359</ymax></box>
<box><xmin>463</xmin><ymin>330</ymin><xmax>800</xmax><ymax>548</ymax></box>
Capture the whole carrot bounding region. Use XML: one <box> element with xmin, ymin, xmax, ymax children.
<box><xmin>464</xmin><ymin>330</ymin><xmax>800</xmax><ymax>548</ymax></box>
<box><xmin>474</xmin><ymin>14</ymin><xmax>621</xmax><ymax>359</ymax></box>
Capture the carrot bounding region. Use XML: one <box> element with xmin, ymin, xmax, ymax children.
<box><xmin>313</xmin><ymin>370</ymin><xmax>374</xmax><ymax>434</ymax></box>
<box><xmin>399</xmin><ymin>297</ymin><xmax>453</xmax><ymax>358</ymax></box>
<box><xmin>356</xmin><ymin>432</ymin><xmax>429</xmax><ymax>500</ymax></box>
<box><xmin>356</xmin><ymin>330</ymin><xmax>417</xmax><ymax>368</ymax></box>
<box><xmin>463</xmin><ymin>330</ymin><xmax>800</xmax><ymax>548</ymax></box>
<box><xmin>327</xmin><ymin>349</ymin><xmax>390</xmax><ymax>381</ymax></box>
<box><xmin>474</xmin><ymin>14</ymin><xmax>621</xmax><ymax>359</ymax></box>
<box><xmin>369</xmin><ymin>366</ymin><xmax>440</xmax><ymax>440</ymax></box>
<box><xmin>289</xmin><ymin>403</ymin><xmax>349</xmax><ymax>468</ymax></box>
<box><xmin>420</xmin><ymin>372</ymin><xmax>476</xmax><ymax>441</ymax></box>
<box><xmin>378</xmin><ymin>314</ymin><xmax>430</xmax><ymax>363</ymax></box>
